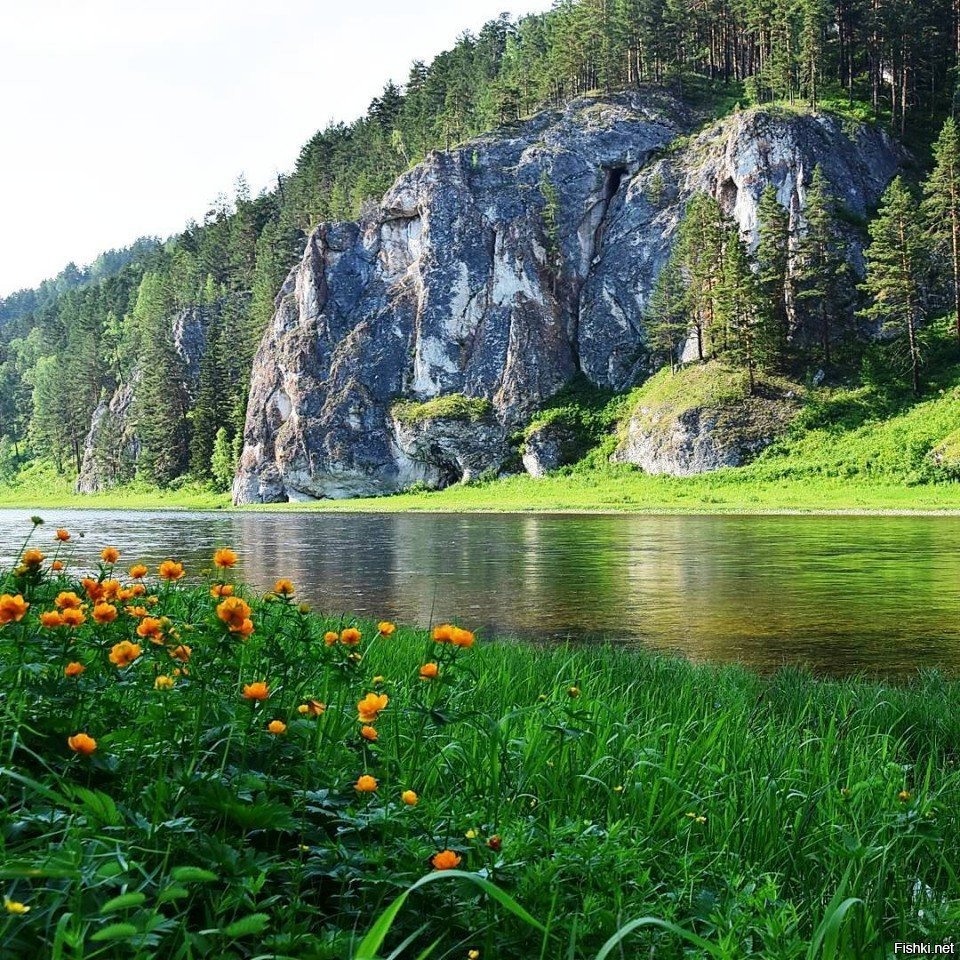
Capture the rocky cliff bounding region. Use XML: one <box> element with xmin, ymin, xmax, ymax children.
<box><xmin>234</xmin><ymin>91</ymin><xmax>901</xmax><ymax>503</ymax></box>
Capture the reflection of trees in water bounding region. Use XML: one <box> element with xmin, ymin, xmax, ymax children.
<box><xmin>2</xmin><ymin>509</ymin><xmax>959</xmax><ymax>674</ymax></box>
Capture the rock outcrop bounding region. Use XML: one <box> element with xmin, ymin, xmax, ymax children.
<box><xmin>612</xmin><ymin>363</ymin><xmax>804</xmax><ymax>476</ymax></box>
<box><xmin>235</xmin><ymin>92</ymin><xmax>901</xmax><ymax>503</ymax></box>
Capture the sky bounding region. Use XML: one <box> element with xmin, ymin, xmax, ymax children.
<box><xmin>0</xmin><ymin>0</ymin><xmax>553</xmax><ymax>298</ymax></box>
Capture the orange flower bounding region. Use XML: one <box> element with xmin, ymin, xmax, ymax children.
<box><xmin>169</xmin><ymin>644</ymin><xmax>192</xmax><ymax>663</ymax></box>
<box><xmin>236</xmin><ymin>617</ymin><xmax>255</xmax><ymax>638</ymax></box>
<box><xmin>432</xmin><ymin>624</ymin><xmax>454</xmax><ymax>643</ymax></box>
<box><xmin>419</xmin><ymin>662</ymin><xmax>439</xmax><ymax>680</ymax></box>
<box><xmin>108</xmin><ymin>640</ymin><xmax>142</xmax><ymax>668</ymax></box>
<box><xmin>340</xmin><ymin>627</ymin><xmax>362</xmax><ymax>646</ymax></box>
<box><xmin>125</xmin><ymin>605</ymin><xmax>149</xmax><ymax>619</ymax></box>
<box><xmin>55</xmin><ymin>529</ymin><xmax>71</xmax><ymax>542</ymax></box>
<box><xmin>61</xmin><ymin>608</ymin><xmax>86</xmax><ymax>628</ymax></box>
<box><xmin>0</xmin><ymin>594</ymin><xmax>29</xmax><ymax>624</ymax></box>
<box><xmin>67</xmin><ymin>733</ymin><xmax>97</xmax><ymax>755</ymax></box>
<box><xmin>357</xmin><ymin>692</ymin><xmax>389</xmax><ymax>723</ymax></box>
<box><xmin>431</xmin><ymin>849</ymin><xmax>461</xmax><ymax>871</ymax></box>
<box><xmin>487</xmin><ymin>834</ymin><xmax>502</xmax><ymax>852</ymax></box>
<box><xmin>217</xmin><ymin>596</ymin><xmax>252</xmax><ymax>631</ymax></box>
<box><xmin>158</xmin><ymin>560</ymin><xmax>185</xmax><ymax>581</ymax></box>
<box><xmin>211</xmin><ymin>583</ymin><xmax>234</xmax><ymax>598</ymax></box>
<box><xmin>130</xmin><ymin>583</ymin><xmax>146</xmax><ymax>597</ymax></box>
<box><xmin>323</xmin><ymin>631</ymin><xmax>338</xmax><ymax>646</ymax></box>
<box><xmin>267</xmin><ymin>719</ymin><xmax>287</xmax><ymax>735</ymax></box>
<box><xmin>82</xmin><ymin>578</ymin><xmax>104</xmax><ymax>602</ymax></box>
<box><xmin>101</xmin><ymin>547</ymin><xmax>120</xmax><ymax>564</ymax></box>
<box><xmin>136</xmin><ymin>617</ymin><xmax>165</xmax><ymax>643</ymax></box>
<box><xmin>377</xmin><ymin>621</ymin><xmax>396</xmax><ymax>636</ymax></box>
<box><xmin>154</xmin><ymin>675</ymin><xmax>176</xmax><ymax>691</ymax></box>
<box><xmin>213</xmin><ymin>548</ymin><xmax>238</xmax><ymax>569</ymax></box>
<box><xmin>297</xmin><ymin>699</ymin><xmax>326</xmax><ymax>717</ymax></box>
<box><xmin>100</xmin><ymin>580</ymin><xmax>121</xmax><ymax>601</ymax></box>
<box><xmin>274</xmin><ymin>578</ymin><xmax>295</xmax><ymax>596</ymax></box>
<box><xmin>129</xmin><ymin>564</ymin><xmax>148</xmax><ymax>579</ymax></box>
<box><xmin>21</xmin><ymin>549</ymin><xmax>44</xmax><ymax>569</ymax></box>
<box><xmin>51</xmin><ymin>560</ymin><xmax>65</xmax><ymax>572</ymax></box>
<box><xmin>64</xmin><ymin>661</ymin><xmax>85</xmax><ymax>678</ymax></box>
<box><xmin>360</xmin><ymin>725</ymin><xmax>378</xmax><ymax>742</ymax></box>
<box><xmin>450</xmin><ymin>627</ymin><xmax>475</xmax><ymax>648</ymax></box>
<box><xmin>243</xmin><ymin>681</ymin><xmax>270</xmax><ymax>701</ymax></box>
<box><xmin>93</xmin><ymin>603</ymin><xmax>118</xmax><ymax>625</ymax></box>
<box><xmin>55</xmin><ymin>591</ymin><xmax>82</xmax><ymax>610</ymax></box>
<box><xmin>355</xmin><ymin>774</ymin><xmax>378</xmax><ymax>792</ymax></box>
<box><xmin>40</xmin><ymin>610</ymin><xmax>65</xmax><ymax>629</ymax></box>
<box><xmin>401</xmin><ymin>789</ymin><xmax>418</xmax><ymax>806</ymax></box>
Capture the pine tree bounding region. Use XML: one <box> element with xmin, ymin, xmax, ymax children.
<box><xmin>211</xmin><ymin>427</ymin><xmax>235</xmax><ymax>491</ymax></box>
<box><xmin>794</xmin><ymin>165</ymin><xmax>850</xmax><ymax>365</ymax></box>
<box><xmin>718</xmin><ymin>229</ymin><xmax>762</xmax><ymax>390</ymax></box>
<box><xmin>645</xmin><ymin>256</ymin><xmax>688</xmax><ymax>370</ymax></box>
<box><xmin>130</xmin><ymin>274</ymin><xmax>192</xmax><ymax>484</ymax></box>
<box><xmin>755</xmin><ymin>185</ymin><xmax>791</xmax><ymax>368</ymax></box>
<box><xmin>923</xmin><ymin>115</ymin><xmax>960</xmax><ymax>343</ymax></box>
<box><xmin>860</xmin><ymin>177</ymin><xmax>929</xmax><ymax>394</ymax></box>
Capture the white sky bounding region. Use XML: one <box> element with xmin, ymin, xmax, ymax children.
<box><xmin>0</xmin><ymin>0</ymin><xmax>552</xmax><ymax>298</ymax></box>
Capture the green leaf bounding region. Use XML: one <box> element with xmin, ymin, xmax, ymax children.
<box><xmin>223</xmin><ymin>913</ymin><xmax>270</xmax><ymax>938</ymax></box>
<box><xmin>100</xmin><ymin>893</ymin><xmax>147</xmax><ymax>913</ymax></box>
<box><xmin>594</xmin><ymin>917</ymin><xmax>724</xmax><ymax>959</ymax></box>
<box><xmin>356</xmin><ymin>870</ymin><xmax>544</xmax><ymax>960</ymax></box>
<box><xmin>90</xmin><ymin>922</ymin><xmax>140</xmax><ymax>942</ymax></box>
<box><xmin>170</xmin><ymin>866</ymin><xmax>218</xmax><ymax>884</ymax></box>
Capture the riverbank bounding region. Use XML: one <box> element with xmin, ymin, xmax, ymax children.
<box><xmin>0</xmin><ymin>466</ymin><xmax>956</xmax><ymax>514</ymax></box>
<box><xmin>2</xmin><ymin>533</ymin><xmax>958</xmax><ymax>956</ymax></box>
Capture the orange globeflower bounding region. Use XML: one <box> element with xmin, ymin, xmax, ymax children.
<box><xmin>109</xmin><ymin>641</ymin><xmax>142</xmax><ymax>668</ymax></box>
<box><xmin>323</xmin><ymin>631</ymin><xmax>338</xmax><ymax>646</ymax></box>
<box><xmin>130</xmin><ymin>583</ymin><xmax>146</xmax><ymax>597</ymax></box>
<box><xmin>129</xmin><ymin>564</ymin><xmax>148</xmax><ymax>580</ymax></box>
<box><xmin>100</xmin><ymin>580</ymin><xmax>121</xmax><ymax>601</ymax></box>
<box><xmin>93</xmin><ymin>603</ymin><xmax>118</xmax><ymax>625</ymax></box>
<box><xmin>51</xmin><ymin>560</ymin><xmax>65</xmax><ymax>572</ymax></box>
<box><xmin>21</xmin><ymin>549</ymin><xmax>44</xmax><ymax>569</ymax></box>
<box><xmin>82</xmin><ymin>578</ymin><xmax>104</xmax><ymax>602</ymax></box>
<box><xmin>401</xmin><ymin>789</ymin><xmax>418</xmax><ymax>806</ymax></box>
<box><xmin>213</xmin><ymin>548</ymin><xmax>238</xmax><ymax>569</ymax></box>
<box><xmin>101</xmin><ymin>547</ymin><xmax>120</xmax><ymax>564</ymax></box>
<box><xmin>357</xmin><ymin>692</ymin><xmax>389</xmax><ymax>723</ymax></box>
<box><xmin>297</xmin><ymin>699</ymin><xmax>326</xmax><ymax>717</ymax></box>
<box><xmin>340</xmin><ymin>627</ymin><xmax>362</xmax><ymax>646</ymax></box>
<box><xmin>210</xmin><ymin>583</ymin><xmax>234</xmax><ymax>599</ymax></box>
<box><xmin>55</xmin><ymin>591</ymin><xmax>82</xmax><ymax>610</ymax></box>
<box><xmin>61</xmin><ymin>608</ymin><xmax>86</xmax><ymax>628</ymax></box>
<box><xmin>0</xmin><ymin>594</ymin><xmax>29</xmax><ymax>624</ymax></box>
<box><xmin>64</xmin><ymin>661</ymin><xmax>85</xmax><ymax>678</ymax></box>
<box><xmin>419</xmin><ymin>662</ymin><xmax>439</xmax><ymax>680</ymax></box>
<box><xmin>432</xmin><ymin>624</ymin><xmax>454</xmax><ymax>643</ymax></box>
<box><xmin>450</xmin><ymin>627</ymin><xmax>475</xmax><ymax>649</ymax></box>
<box><xmin>431</xmin><ymin>850</ymin><xmax>461</xmax><ymax>871</ymax></box>
<box><xmin>67</xmin><ymin>733</ymin><xmax>97</xmax><ymax>755</ymax></box>
<box><xmin>159</xmin><ymin>560</ymin><xmax>185</xmax><ymax>581</ymax></box>
<box><xmin>154</xmin><ymin>675</ymin><xmax>176</xmax><ymax>691</ymax></box>
<box><xmin>237</xmin><ymin>617</ymin><xmax>255</xmax><ymax>639</ymax></box>
<box><xmin>136</xmin><ymin>617</ymin><xmax>165</xmax><ymax>643</ymax></box>
<box><xmin>40</xmin><ymin>610</ymin><xmax>65</xmax><ymax>629</ymax></box>
<box><xmin>360</xmin><ymin>725</ymin><xmax>378</xmax><ymax>742</ymax></box>
<box><xmin>377</xmin><ymin>621</ymin><xmax>396</xmax><ymax>636</ymax></box>
<box><xmin>55</xmin><ymin>529</ymin><xmax>71</xmax><ymax>542</ymax></box>
<box><xmin>355</xmin><ymin>775</ymin><xmax>378</xmax><ymax>793</ymax></box>
<box><xmin>217</xmin><ymin>596</ymin><xmax>252</xmax><ymax>631</ymax></box>
<box><xmin>169</xmin><ymin>644</ymin><xmax>192</xmax><ymax>663</ymax></box>
<box><xmin>274</xmin><ymin>579</ymin><xmax>295</xmax><ymax>596</ymax></box>
<box><xmin>267</xmin><ymin>719</ymin><xmax>287</xmax><ymax>735</ymax></box>
<box><xmin>243</xmin><ymin>681</ymin><xmax>270</xmax><ymax>701</ymax></box>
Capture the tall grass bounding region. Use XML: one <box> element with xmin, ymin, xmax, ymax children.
<box><xmin>1</xmin><ymin>521</ymin><xmax>957</xmax><ymax>958</ymax></box>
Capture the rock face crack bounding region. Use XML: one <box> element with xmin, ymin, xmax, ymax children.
<box><xmin>232</xmin><ymin>91</ymin><xmax>901</xmax><ymax>504</ymax></box>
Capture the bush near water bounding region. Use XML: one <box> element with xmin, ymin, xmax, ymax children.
<box><xmin>1</xmin><ymin>519</ymin><xmax>959</xmax><ymax>958</ymax></box>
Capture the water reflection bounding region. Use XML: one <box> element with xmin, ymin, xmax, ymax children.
<box><xmin>0</xmin><ymin>509</ymin><xmax>958</xmax><ymax>676</ymax></box>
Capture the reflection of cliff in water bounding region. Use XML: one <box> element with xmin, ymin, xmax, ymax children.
<box><xmin>0</xmin><ymin>509</ymin><xmax>958</xmax><ymax>676</ymax></box>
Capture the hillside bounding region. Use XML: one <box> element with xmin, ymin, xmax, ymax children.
<box><xmin>1</xmin><ymin>0</ymin><xmax>959</xmax><ymax>509</ymax></box>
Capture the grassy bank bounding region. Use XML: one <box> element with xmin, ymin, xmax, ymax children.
<box><xmin>2</xmin><ymin>523</ymin><xmax>958</xmax><ymax>958</ymax></box>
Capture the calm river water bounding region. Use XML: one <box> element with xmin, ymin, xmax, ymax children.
<box><xmin>1</xmin><ymin>508</ymin><xmax>958</xmax><ymax>676</ymax></box>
